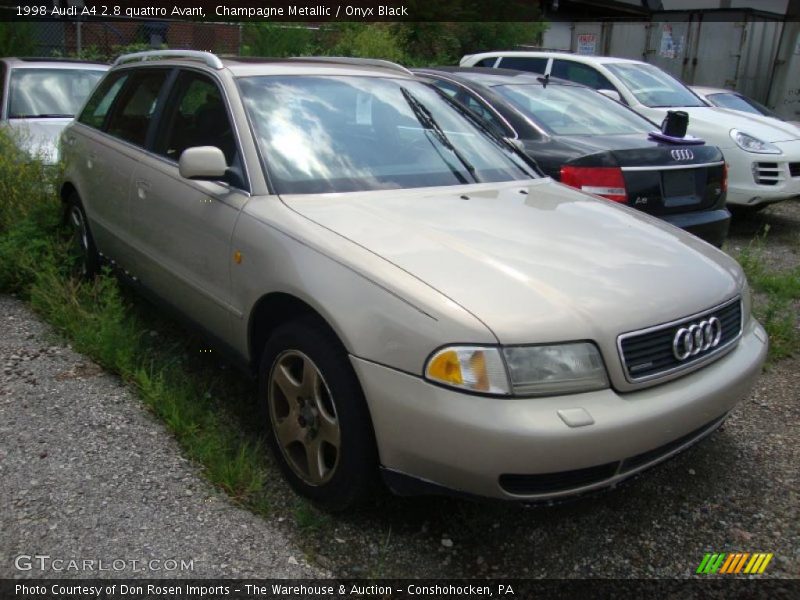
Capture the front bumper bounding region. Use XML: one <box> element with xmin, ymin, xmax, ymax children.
<box><xmin>662</xmin><ymin>208</ymin><xmax>730</xmax><ymax>247</ymax></box>
<box><xmin>352</xmin><ymin>317</ymin><xmax>767</xmax><ymax>501</ymax></box>
<box><xmin>725</xmin><ymin>140</ymin><xmax>800</xmax><ymax>207</ymax></box>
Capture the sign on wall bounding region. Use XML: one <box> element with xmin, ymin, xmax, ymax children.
<box><xmin>576</xmin><ymin>33</ymin><xmax>597</xmax><ymax>55</ymax></box>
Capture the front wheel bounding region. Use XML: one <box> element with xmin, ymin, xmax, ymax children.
<box><xmin>258</xmin><ymin>317</ymin><xmax>378</xmax><ymax>511</ymax></box>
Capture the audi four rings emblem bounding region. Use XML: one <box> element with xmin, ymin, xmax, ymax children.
<box><xmin>672</xmin><ymin>317</ymin><xmax>723</xmax><ymax>361</ymax></box>
<box><xmin>671</xmin><ymin>149</ymin><xmax>694</xmax><ymax>161</ymax></box>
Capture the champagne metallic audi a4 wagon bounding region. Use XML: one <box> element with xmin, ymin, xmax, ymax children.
<box><xmin>59</xmin><ymin>51</ymin><xmax>768</xmax><ymax>510</ymax></box>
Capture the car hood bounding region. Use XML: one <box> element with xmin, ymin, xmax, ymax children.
<box><xmin>4</xmin><ymin>118</ymin><xmax>70</xmax><ymax>164</ymax></box>
<box><xmin>280</xmin><ymin>178</ymin><xmax>743</xmax><ymax>345</ymax></box>
<box><xmin>638</xmin><ymin>106</ymin><xmax>800</xmax><ymax>144</ymax></box>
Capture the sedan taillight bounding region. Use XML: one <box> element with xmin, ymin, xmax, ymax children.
<box><xmin>722</xmin><ymin>162</ymin><xmax>728</xmax><ymax>194</ymax></box>
<box><xmin>560</xmin><ymin>166</ymin><xmax>628</xmax><ymax>204</ymax></box>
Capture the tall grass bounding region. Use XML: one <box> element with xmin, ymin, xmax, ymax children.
<box><xmin>736</xmin><ymin>227</ymin><xmax>800</xmax><ymax>362</ymax></box>
<box><xmin>0</xmin><ymin>129</ymin><xmax>279</xmax><ymax>513</ymax></box>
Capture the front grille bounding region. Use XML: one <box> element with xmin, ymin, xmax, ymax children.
<box><xmin>752</xmin><ymin>162</ymin><xmax>783</xmax><ymax>185</ymax></box>
<box><xmin>789</xmin><ymin>162</ymin><xmax>800</xmax><ymax>178</ymax></box>
<box><xmin>498</xmin><ymin>415</ymin><xmax>725</xmax><ymax>496</ymax></box>
<box><xmin>618</xmin><ymin>297</ymin><xmax>742</xmax><ymax>382</ymax></box>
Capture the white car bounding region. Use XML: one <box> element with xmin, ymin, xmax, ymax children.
<box><xmin>461</xmin><ymin>51</ymin><xmax>800</xmax><ymax>210</ymax></box>
<box><xmin>1</xmin><ymin>58</ymin><xmax>108</xmax><ymax>164</ymax></box>
<box><xmin>691</xmin><ymin>86</ymin><xmax>800</xmax><ymax>129</ymax></box>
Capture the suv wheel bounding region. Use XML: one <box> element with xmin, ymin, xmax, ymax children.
<box><xmin>65</xmin><ymin>194</ymin><xmax>100</xmax><ymax>278</ymax></box>
<box><xmin>258</xmin><ymin>317</ymin><xmax>377</xmax><ymax>511</ymax></box>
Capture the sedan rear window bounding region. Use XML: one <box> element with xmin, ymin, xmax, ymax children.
<box><xmin>8</xmin><ymin>68</ymin><xmax>105</xmax><ymax>118</ymax></box>
<box><xmin>494</xmin><ymin>84</ymin><xmax>652</xmax><ymax>136</ymax></box>
<box><xmin>238</xmin><ymin>76</ymin><xmax>536</xmax><ymax>194</ymax></box>
<box><xmin>604</xmin><ymin>63</ymin><xmax>705</xmax><ymax>108</ymax></box>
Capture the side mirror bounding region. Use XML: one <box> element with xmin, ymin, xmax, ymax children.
<box><xmin>179</xmin><ymin>146</ymin><xmax>228</xmax><ymax>181</ymax></box>
<box><xmin>597</xmin><ymin>89</ymin><xmax>622</xmax><ymax>103</ymax></box>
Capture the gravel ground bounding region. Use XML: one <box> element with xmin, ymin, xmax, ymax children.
<box><xmin>0</xmin><ymin>295</ymin><xmax>323</xmax><ymax>579</ymax></box>
<box><xmin>0</xmin><ymin>202</ymin><xmax>797</xmax><ymax>581</ymax></box>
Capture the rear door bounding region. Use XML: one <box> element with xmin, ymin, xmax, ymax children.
<box><xmin>73</xmin><ymin>68</ymin><xmax>172</xmax><ymax>265</ymax></box>
<box><xmin>127</xmin><ymin>69</ymin><xmax>249</xmax><ymax>343</ymax></box>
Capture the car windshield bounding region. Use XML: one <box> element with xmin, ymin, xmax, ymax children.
<box><xmin>493</xmin><ymin>83</ymin><xmax>652</xmax><ymax>136</ymax></box>
<box><xmin>8</xmin><ymin>68</ymin><xmax>105</xmax><ymax>118</ymax></box>
<box><xmin>237</xmin><ymin>75</ymin><xmax>537</xmax><ymax>194</ymax></box>
<box><xmin>605</xmin><ymin>63</ymin><xmax>705</xmax><ymax>108</ymax></box>
<box><xmin>706</xmin><ymin>92</ymin><xmax>780</xmax><ymax>119</ymax></box>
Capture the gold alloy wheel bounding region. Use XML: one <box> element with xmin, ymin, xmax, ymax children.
<box><xmin>268</xmin><ymin>349</ymin><xmax>341</xmax><ymax>486</ymax></box>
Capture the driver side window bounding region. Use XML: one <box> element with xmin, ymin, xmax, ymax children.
<box><xmin>157</xmin><ymin>72</ymin><xmax>237</xmax><ymax>166</ymax></box>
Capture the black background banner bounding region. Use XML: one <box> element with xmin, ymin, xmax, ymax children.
<box><xmin>3</xmin><ymin>0</ymin><xmax>543</xmax><ymax>22</ymax></box>
<box><xmin>2</xmin><ymin>579</ymin><xmax>799</xmax><ymax>600</ymax></box>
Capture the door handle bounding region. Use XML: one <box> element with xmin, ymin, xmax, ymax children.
<box><xmin>135</xmin><ymin>179</ymin><xmax>150</xmax><ymax>200</ymax></box>
<box><xmin>86</xmin><ymin>151</ymin><xmax>96</xmax><ymax>169</ymax></box>
<box><xmin>63</xmin><ymin>135</ymin><xmax>76</xmax><ymax>147</ymax></box>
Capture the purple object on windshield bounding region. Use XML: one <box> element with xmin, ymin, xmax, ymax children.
<box><xmin>648</xmin><ymin>131</ymin><xmax>706</xmax><ymax>145</ymax></box>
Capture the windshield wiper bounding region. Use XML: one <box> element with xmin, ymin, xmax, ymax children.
<box><xmin>436</xmin><ymin>91</ymin><xmax>542</xmax><ymax>178</ymax></box>
<box><xmin>10</xmin><ymin>113</ymin><xmax>73</xmax><ymax>119</ymax></box>
<box><xmin>400</xmin><ymin>87</ymin><xmax>478</xmax><ymax>183</ymax></box>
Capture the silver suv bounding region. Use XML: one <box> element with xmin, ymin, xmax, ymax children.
<box><xmin>60</xmin><ymin>51</ymin><xmax>767</xmax><ymax>510</ymax></box>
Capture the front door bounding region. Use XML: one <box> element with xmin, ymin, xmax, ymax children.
<box><xmin>127</xmin><ymin>70</ymin><xmax>249</xmax><ymax>345</ymax></box>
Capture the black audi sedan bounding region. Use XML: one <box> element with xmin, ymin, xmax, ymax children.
<box><xmin>415</xmin><ymin>67</ymin><xmax>730</xmax><ymax>247</ymax></box>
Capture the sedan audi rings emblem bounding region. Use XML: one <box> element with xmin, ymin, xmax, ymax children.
<box><xmin>671</xmin><ymin>149</ymin><xmax>694</xmax><ymax>161</ymax></box>
<box><xmin>672</xmin><ymin>317</ymin><xmax>723</xmax><ymax>361</ymax></box>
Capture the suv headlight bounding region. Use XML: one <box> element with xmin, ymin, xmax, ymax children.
<box><xmin>729</xmin><ymin>129</ymin><xmax>781</xmax><ymax>154</ymax></box>
<box><xmin>425</xmin><ymin>342</ymin><xmax>609</xmax><ymax>397</ymax></box>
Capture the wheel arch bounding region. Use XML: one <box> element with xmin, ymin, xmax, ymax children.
<box><xmin>247</xmin><ymin>291</ymin><xmax>351</xmax><ymax>375</ymax></box>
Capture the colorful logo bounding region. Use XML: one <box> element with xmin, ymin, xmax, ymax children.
<box><xmin>697</xmin><ymin>553</ymin><xmax>774</xmax><ymax>575</ymax></box>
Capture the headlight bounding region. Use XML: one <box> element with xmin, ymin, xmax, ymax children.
<box><xmin>729</xmin><ymin>129</ymin><xmax>781</xmax><ymax>154</ymax></box>
<box><xmin>502</xmin><ymin>342</ymin><xmax>608</xmax><ymax>396</ymax></box>
<box><xmin>425</xmin><ymin>346</ymin><xmax>511</xmax><ymax>395</ymax></box>
<box><xmin>424</xmin><ymin>342</ymin><xmax>609</xmax><ymax>397</ymax></box>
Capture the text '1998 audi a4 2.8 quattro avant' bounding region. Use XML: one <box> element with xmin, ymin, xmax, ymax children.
<box><xmin>60</xmin><ymin>51</ymin><xmax>768</xmax><ymax>510</ymax></box>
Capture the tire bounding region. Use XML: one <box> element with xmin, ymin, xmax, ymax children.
<box><xmin>258</xmin><ymin>316</ymin><xmax>378</xmax><ymax>511</ymax></box>
<box><xmin>64</xmin><ymin>194</ymin><xmax>100</xmax><ymax>278</ymax></box>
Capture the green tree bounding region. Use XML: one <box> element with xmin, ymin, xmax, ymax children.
<box><xmin>398</xmin><ymin>21</ymin><xmax>548</xmax><ymax>66</ymax></box>
<box><xmin>328</xmin><ymin>23</ymin><xmax>407</xmax><ymax>63</ymax></box>
<box><xmin>242</xmin><ymin>23</ymin><xmax>316</xmax><ymax>57</ymax></box>
<box><xmin>0</xmin><ymin>22</ymin><xmax>36</xmax><ymax>56</ymax></box>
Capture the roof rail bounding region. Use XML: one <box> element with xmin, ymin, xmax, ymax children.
<box><xmin>287</xmin><ymin>56</ymin><xmax>412</xmax><ymax>76</ymax></box>
<box><xmin>113</xmin><ymin>50</ymin><xmax>223</xmax><ymax>70</ymax></box>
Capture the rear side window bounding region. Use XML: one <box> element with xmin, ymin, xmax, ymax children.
<box><xmin>78</xmin><ymin>72</ymin><xmax>129</xmax><ymax>129</ymax></box>
<box><xmin>473</xmin><ymin>57</ymin><xmax>498</xmax><ymax>68</ymax></box>
<box><xmin>551</xmin><ymin>60</ymin><xmax>614</xmax><ymax>91</ymax></box>
<box><xmin>105</xmin><ymin>70</ymin><xmax>170</xmax><ymax>147</ymax></box>
<box><xmin>497</xmin><ymin>57</ymin><xmax>548</xmax><ymax>74</ymax></box>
